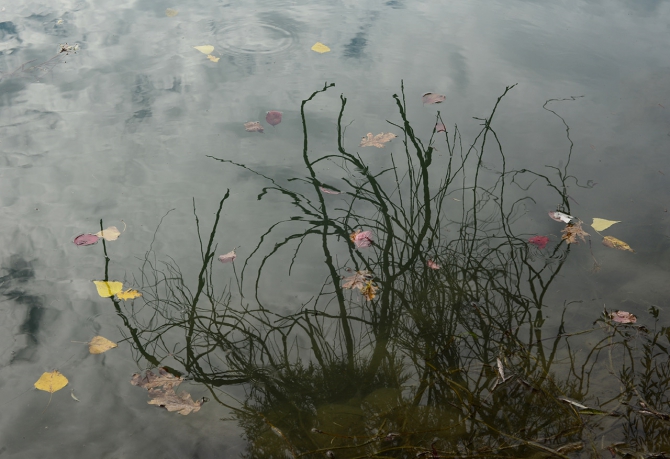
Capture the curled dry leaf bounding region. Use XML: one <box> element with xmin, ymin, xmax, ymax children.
<box><xmin>342</xmin><ymin>270</ymin><xmax>373</xmax><ymax>290</ymax></box>
<box><xmin>549</xmin><ymin>211</ymin><xmax>575</xmax><ymax>223</ymax></box>
<box><xmin>592</xmin><ymin>218</ymin><xmax>620</xmax><ymax>232</ymax></box>
<box><xmin>218</xmin><ymin>250</ymin><xmax>236</xmax><ymax>263</ymax></box>
<box><xmin>528</xmin><ymin>235</ymin><xmax>549</xmax><ymax>249</ymax></box>
<box><xmin>88</xmin><ymin>335</ymin><xmax>117</xmax><ymax>354</ymax></box>
<box><xmin>427</xmin><ymin>259</ymin><xmax>440</xmax><ymax>270</ymax></box>
<box><xmin>610</xmin><ymin>310</ymin><xmax>637</xmax><ymax>324</ymax></box>
<box><xmin>147</xmin><ymin>388</ymin><xmax>204</xmax><ymax>415</ymax></box>
<box><xmin>311</xmin><ymin>42</ymin><xmax>330</xmax><ymax>53</ymax></box>
<box><xmin>266</xmin><ymin>111</ymin><xmax>282</xmax><ymax>126</ymax></box>
<box><xmin>96</xmin><ymin>226</ymin><xmax>121</xmax><ymax>241</ymax></box>
<box><xmin>34</xmin><ymin>370</ymin><xmax>68</xmax><ymax>393</ymax></box>
<box><xmin>350</xmin><ymin>230</ymin><xmax>373</xmax><ymax>248</ymax></box>
<box><xmin>194</xmin><ymin>45</ymin><xmax>214</xmax><ymax>55</ymax></box>
<box><xmin>131</xmin><ymin>367</ymin><xmax>183</xmax><ymax>391</ymax></box>
<box><xmin>422</xmin><ymin>93</ymin><xmax>446</xmax><ymax>104</ymax></box>
<box><xmin>561</xmin><ymin>221</ymin><xmax>589</xmax><ymax>244</ymax></box>
<box><xmin>117</xmin><ymin>289</ymin><xmax>142</xmax><ymax>301</ymax></box>
<box><xmin>602</xmin><ymin>236</ymin><xmax>634</xmax><ymax>253</ymax></box>
<box><xmin>319</xmin><ymin>187</ymin><xmax>341</xmax><ymax>195</ymax></box>
<box><xmin>244</xmin><ymin>121</ymin><xmax>264</xmax><ymax>133</ymax></box>
<box><xmin>73</xmin><ymin>234</ymin><xmax>99</xmax><ymax>246</ymax></box>
<box><xmin>360</xmin><ymin>281</ymin><xmax>378</xmax><ymax>301</ymax></box>
<box><xmin>360</xmin><ymin>132</ymin><xmax>397</xmax><ymax>148</ymax></box>
<box><xmin>93</xmin><ymin>280</ymin><xmax>123</xmax><ymax>297</ymax></box>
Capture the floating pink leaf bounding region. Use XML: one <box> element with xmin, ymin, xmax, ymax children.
<box><xmin>427</xmin><ymin>259</ymin><xmax>440</xmax><ymax>270</ymax></box>
<box><xmin>548</xmin><ymin>211</ymin><xmax>574</xmax><ymax>223</ymax></box>
<box><xmin>528</xmin><ymin>236</ymin><xmax>549</xmax><ymax>249</ymax></box>
<box><xmin>610</xmin><ymin>310</ymin><xmax>637</xmax><ymax>324</ymax></box>
<box><xmin>73</xmin><ymin>234</ymin><xmax>99</xmax><ymax>246</ymax></box>
<box><xmin>350</xmin><ymin>230</ymin><xmax>373</xmax><ymax>248</ymax></box>
<box><xmin>435</xmin><ymin>123</ymin><xmax>446</xmax><ymax>133</ymax></box>
<box><xmin>422</xmin><ymin>93</ymin><xmax>446</xmax><ymax>104</ymax></box>
<box><xmin>266</xmin><ymin>111</ymin><xmax>282</xmax><ymax>126</ymax></box>
<box><xmin>244</xmin><ymin>121</ymin><xmax>264</xmax><ymax>133</ymax></box>
<box><xmin>218</xmin><ymin>250</ymin><xmax>237</xmax><ymax>263</ymax></box>
<box><xmin>320</xmin><ymin>187</ymin><xmax>341</xmax><ymax>195</ymax></box>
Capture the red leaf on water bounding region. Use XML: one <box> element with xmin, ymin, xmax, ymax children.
<box><xmin>422</xmin><ymin>93</ymin><xmax>446</xmax><ymax>104</ymax></box>
<box><xmin>610</xmin><ymin>310</ymin><xmax>637</xmax><ymax>324</ymax></box>
<box><xmin>528</xmin><ymin>236</ymin><xmax>549</xmax><ymax>249</ymax></box>
<box><xmin>427</xmin><ymin>259</ymin><xmax>440</xmax><ymax>270</ymax></box>
<box><xmin>218</xmin><ymin>250</ymin><xmax>237</xmax><ymax>263</ymax></box>
<box><xmin>266</xmin><ymin>111</ymin><xmax>282</xmax><ymax>126</ymax></box>
<box><xmin>350</xmin><ymin>230</ymin><xmax>373</xmax><ymax>248</ymax></box>
<box><xmin>73</xmin><ymin>234</ymin><xmax>99</xmax><ymax>246</ymax></box>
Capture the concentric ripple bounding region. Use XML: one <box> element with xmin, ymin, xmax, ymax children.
<box><xmin>216</xmin><ymin>21</ymin><xmax>294</xmax><ymax>55</ymax></box>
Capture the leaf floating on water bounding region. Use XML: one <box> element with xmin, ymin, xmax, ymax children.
<box><xmin>88</xmin><ymin>336</ymin><xmax>117</xmax><ymax>354</ymax></box>
<box><xmin>350</xmin><ymin>230</ymin><xmax>373</xmax><ymax>248</ymax></box>
<box><xmin>95</xmin><ymin>226</ymin><xmax>121</xmax><ymax>241</ymax></box>
<box><xmin>342</xmin><ymin>270</ymin><xmax>373</xmax><ymax>290</ymax></box>
<box><xmin>422</xmin><ymin>93</ymin><xmax>446</xmax><ymax>104</ymax></box>
<box><xmin>319</xmin><ymin>187</ymin><xmax>341</xmax><ymax>195</ymax></box>
<box><xmin>70</xmin><ymin>390</ymin><xmax>80</xmax><ymax>402</ymax></box>
<box><xmin>435</xmin><ymin>123</ymin><xmax>446</xmax><ymax>133</ymax></box>
<box><xmin>528</xmin><ymin>235</ymin><xmax>549</xmax><ymax>249</ymax></box>
<box><xmin>266</xmin><ymin>111</ymin><xmax>282</xmax><ymax>126</ymax></box>
<box><xmin>244</xmin><ymin>121</ymin><xmax>264</xmax><ymax>133</ymax></box>
<box><xmin>311</xmin><ymin>42</ymin><xmax>330</xmax><ymax>53</ymax></box>
<box><xmin>73</xmin><ymin>234</ymin><xmax>99</xmax><ymax>246</ymax></box>
<box><xmin>34</xmin><ymin>370</ymin><xmax>68</xmax><ymax>393</ymax></box>
<box><xmin>165</xmin><ymin>8</ymin><xmax>178</xmax><ymax>16</ymax></box>
<box><xmin>131</xmin><ymin>367</ymin><xmax>183</xmax><ymax>390</ymax></box>
<box><xmin>206</xmin><ymin>54</ymin><xmax>219</xmax><ymax>62</ymax></box>
<box><xmin>93</xmin><ymin>280</ymin><xmax>123</xmax><ymax>297</ymax></box>
<box><xmin>427</xmin><ymin>259</ymin><xmax>440</xmax><ymax>270</ymax></box>
<box><xmin>592</xmin><ymin>218</ymin><xmax>620</xmax><ymax>232</ymax></box>
<box><xmin>548</xmin><ymin>211</ymin><xmax>574</xmax><ymax>223</ymax></box>
<box><xmin>360</xmin><ymin>281</ymin><xmax>378</xmax><ymax>301</ymax></box>
<box><xmin>218</xmin><ymin>250</ymin><xmax>236</xmax><ymax>263</ymax></box>
<box><xmin>602</xmin><ymin>235</ymin><xmax>634</xmax><ymax>252</ymax></box>
<box><xmin>360</xmin><ymin>132</ymin><xmax>397</xmax><ymax>148</ymax></box>
<box><xmin>117</xmin><ymin>289</ymin><xmax>142</xmax><ymax>301</ymax></box>
<box><xmin>561</xmin><ymin>221</ymin><xmax>589</xmax><ymax>244</ymax></box>
<box><xmin>147</xmin><ymin>388</ymin><xmax>204</xmax><ymax>415</ymax></box>
<box><xmin>610</xmin><ymin>310</ymin><xmax>637</xmax><ymax>324</ymax></box>
<box><xmin>193</xmin><ymin>45</ymin><xmax>214</xmax><ymax>55</ymax></box>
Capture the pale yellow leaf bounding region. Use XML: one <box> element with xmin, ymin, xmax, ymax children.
<box><xmin>194</xmin><ymin>45</ymin><xmax>214</xmax><ymax>55</ymax></box>
<box><xmin>360</xmin><ymin>132</ymin><xmax>397</xmax><ymax>148</ymax></box>
<box><xmin>117</xmin><ymin>289</ymin><xmax>142</xmax><ymax>301</ymax></box>
<box><xmin>206</xmin><ymin>54</ymin><xmax>219</xmax><ymax>62</ymax></box>
<box><xmin>88</xmin><ymin>336</ymin><xmax>117</xmax><ymax>354</ymax></box>
<box><xmin>602</xmin><ymin>236</ymin><xmax>634</xmax><ymax>253</ymax></box>
<box><xmin>591</xmin><ymin>218</ymin><xmax>620</xmax><ymax>232</ymax></box>
<box><xmin>93</xmin><ymin>280</ymin><xmax>123</xmax><ymax>297</ymax></box>
<box><xmin>165</xmin><ymin>8</ymin><xmax>178</xmax><ymax>16</ymax></box>
<box><xmin>311</xmin><ymin>42</ymin><xmax>330</xmax><ymax>53</ymax></box>
<box><xmin>34</xmin><ymin>370</ymin><xmax>68</xmax><ymax>393</ymax></box>
<box><xmin>95</xmin><ymin>226</ymin><xmax>120</xmax><ymax>241</ymax></box>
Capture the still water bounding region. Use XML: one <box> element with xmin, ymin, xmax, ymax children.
<box><xmin>1</xmin><ymin>0</ymin><xmax>670</xmax><ymax>457</ymax></box>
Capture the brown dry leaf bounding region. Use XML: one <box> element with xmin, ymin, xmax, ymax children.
<box><xmin>360</xmin><ymin>281</ymin><xmax>378</xmax><ymax>301</ymax></box>
<box><xmin>610</xmin><ymin>310</ymin><xmax>637</xmax><ymax>324</ymax></box>
<box><xmin>117</xmin><ymin>289</ymin><xmax>142</xmax><ymax>301</ymax></box>
<box><xmin>602</xmin><ymin>235</ymin><xmax>634</xmax><ymax>253</ymax></box>
<box><xmin>88</xmin><ymin>336</ymin><xmax>117</xmax><ymax>354</ymax></box>
<box><xmin>561</xmin><ymin>221</ymin><xmax>589</xmax><ymax>244</ymax></box>
<box><xmin>131</xmin><ymin>367</ymin><xmax>183</xmax><ymax>390</ymax></box>
<box><xmin>147</xmin><ymin>387</ymin><xmax>204</xmax><ymax>415</ymax></box>
<box><xmin>342</xmin><ymin>270</ymin><xmax>373</xmax><ymax>290</ymax></box>
<box><xmin>360</xmin><ymin>132</ymin><xmax>397</xmax><ymax>148</ymax></box>
<box><xmin>244</xmin><ymin>121</ymin><xmax>264</xmax><ymax>133</ymax></box>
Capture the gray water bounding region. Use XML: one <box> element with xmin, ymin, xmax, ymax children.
<box><xmin>1</xmin><ymin>1</ymin><xmax>670</xmax><ymax>458</ymax></box>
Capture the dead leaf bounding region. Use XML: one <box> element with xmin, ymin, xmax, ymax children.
<box><xmin>350</xmin><ymin>230</ymin><xmax>373</xmax><ymax>248</ymax></box>
<box><xmin>427</xmin><ymin>259</ymin><xmax>440</xmax><ymax>270</ymax></box>
<box><xmin>422</xmin><ymin>93</ymin><xmax>446</xmax><ymax>104</ymax></box>
<box><xmin>592</xmin><ymin>218</ymin><xmax>620</xmax><ymax>232</ymax></box>
<box><xmin>311</xmin><ymin>42</ymin><xmax>330</xmax><ymax>53</ymax></box>
<box><xmin>342</xmin><ymin>270</ymin><xmax>373</xmax><ymax>290</ymax></box>
<box><xmin>70</xmin><ymin>390</ymin><xmax>80</xmax><ymax>402</ymax></box>
<box><xmin>528</xmin><ymin>235</ymin><xmax>549</xmax><ymax>249</ymax></box>
<box><xmin>549</xmin><ymin>211</ymin><xmax>575</xmax><ymax>223</ymax></box>
<box><xmin>435</xmin><ymin>123</ymin><xmax>446</xmax><ymax>133</ymax></box>
<box><xmin>266</xmin><ymin>111</ymin><xmax>282</xmax><ymax>126</ymax></box>
<box><xmin>147</xmin><ymin>387</ymin><xmax>204</xmax><ymax>415</ymax></box>
<box><xmin>360</xmin><ymin>281</ymin><xmax>378</xmax><ymax>301</ymax></box>
<box><xmin>194</xmin><ymin>45</ymin><xmax>214</xmax><ymax>55</ymax></box>
<box><xmin>88</xmin><ymin>336</ymin><xmax>117</xmax><ymax>354</ymax></box>
<box><xmin>561</xmin><ymin>221</ymin><xmax>589</xmax><ymax>244</ymax></box>
<box><xmin>360</xmin><ymin>132</ymin><xmax>397</xmax><ymax>148</ymax></box>
<box><xmin>244</xmin><ymin>121</ymin><xmax>264</xmax><ymax>133</ymax></box>
<box><xmin>206</xmin><ymin>54</ymin><xmax>219</xmax><ymax>62</ymax></box>
<box><xmin>73</xmin><ymin>234</ymin><xmax>99</xmax><ymax>246</ymax></box>
<box><xmin>131</xmin><ymin>367</ymin><xmax>183</xmax><ymax>391</ymax></box>
<box><xmin>93</xmin><ymin>280</ymin><xmax>123</xmax><ymax>297</ymax></box>
<box><xmin>610</xmin><ymin>310</ymin><xmax>637</xmax><ymax>324</ymax></box>
<box><xmin>319</xmin><ymin>187</ymin><xmax>341</xmax><ymax>195</ymax></box>
<box><xmin>35</xmin><ymin>370</ymin><xmax>68</xmax><ymax>393</ymax></box>
<box><xmin>95</xmin><ymin>226</ymin><xmax>121</xmax><ymax>241</ymax></box>
<box><xmin>218</xmin><ymin>250</ymin><xmax>236</xmax><ymax>263</ymax></box>
<box><xmin>602</xmin><ymin>236</ymin><xmax>634</xmax><ymax>252</ymax></box>
<box><xmin>165</xmin><ymin>8</ymin><xmax>178</xmax><ymax>16</ymax></box>
<box><xmin>117</xmin><ymin>289</ymin><xmax>142</xmax><ymax>301</ymax></box>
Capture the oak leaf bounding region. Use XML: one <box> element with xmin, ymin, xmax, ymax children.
<box><xmin>244</xmin><ymin>121</ymin><xmax>264</xmax><ymax>133</ymax></box>
<box><xmin>360</xmin><ymin>132</ymin><xmax>397</xmax><ymax>148</ymax></box>
<box><xmin>561</xmin><ymin>221</ymin><xmax>589</xmax><ymax>244</ymax></box>
<box><xmin>34</xmin><ymin>370</ymin><xmax>68</xmax><ymax>393</ymax></box>
<box><xmin>117</xmin><ymin>289</ymin><xmax>142</xmax><ymax>300</ymax></box>
<box><xmin>131</xmin><ymin>367</ymin><xmax>183</xmax><ymax>390</ymax></box>
<box><xmin>147</xmin><ymin>387</ymin><xmax>204</xmax><ymax>415</ymax></box>
<box><xmin>88</xmin><ymin>336</ymin><xmax>117</xmax><ymax>354</ymax></box>
<box><xmin>602</xmin><ymin>236</ymin><xmax>634</xmax><ymax>252</ymax></box>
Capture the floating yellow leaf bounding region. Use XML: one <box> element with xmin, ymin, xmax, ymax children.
<box><xmin>165</xmin><ymin>8</ymin><xmax>178</xmax><ymax>16</ymax></box>
<box><xmin>360</xmin><ymin>132</ymin><xmax>397</xmax><ymax>148</ymax></box>
<box><xmin>311</xmin><ymin>42</ymin><xmax>330</xmax><ymax>53</ymax></box>
<box><xmin>93</xmin><ymin>280</ymin><xmax>123</xmax><ymax>297</ymax></box>
<box><xmin>117</xmin><ymin>289</ymin><xmax>142</xmax><ymax>301</ymax></box>
<box><xmin>95</xmin><ymin>226</ymin><xmax>121</xmax><ymax>241</ymax></box>
<box><xmin>602</xmin><ymin>236</ymin><xmax>634</xmax><ymax>253</ymax></box>
<box><xmin>592</xmin><ymin>218</ymin><xmax>620</xmax><ymax>232</ymax></box>
<box><xmin>34</xmin><ymin>370</ymin><xmax>68</xmax><ymax>393</ymax></box>
<box><xmin>194</xmin><ymin>45</ymin><xmax>214</xmax><ymax>55</ymax></box>
<box><xmin>206</xmin><ymin>54</ymin><xmax>219</xmax><ymax>63</ymax></box>
<box><xmin>88</xmin><ymin>336</ymin><xmax>117</xmax><ymax>354</ymax></box>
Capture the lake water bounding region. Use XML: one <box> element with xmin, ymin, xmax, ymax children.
<box><xmin>1</xmin><ymin>0</ymin><xmax>670</xmax><ymax>457</ymax></box>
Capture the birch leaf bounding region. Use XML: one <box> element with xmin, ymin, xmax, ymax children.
<box><xmin>131</xmin><ymin>368</ymin><xmax>183</xmax><ymax>390</ymax></box>
<box><xmin>311</xmin><ymin>42</ymin><xmax>330</xmax><ymax>53</ymax></box>
<box><xmin>206</xmin><ymin>55</ymin><xmax>219</xmax><ymax>62</ymax></box>
<box><xmin>95</xmin><ymin>226</ymin><xmax>121</xmax><ymax>241</ymax></box>
<box><xmin>592</xmin><ymin>218</ymin><xmax>620</xmax><ymax>232</ymax></box>
<box><xmin>360</xmin><ymin>132</ymin><xmax>397</xmax><ymax>148</ymax></box>
<box><xmin>194</xmin><ymin>45</ymin><xmax>214</xmax><ymax>55</ymax></box>
<box><xmin>34</xmin><ymin>370</ymin><xmax>68</xmax><ymax>393</ymax></box>
<box><xmin>93</xmin><ymin>280</ymin><xmax>123</xmax><ymax>297</ymax></box>
<box><xmin>88</xmin><ymin>336</ymin><xmax>117</xmax><ymax>354</ymax></box>
<box><xmin>117</xmin><ymin>289</ymin><xmax>142</xmax><ymax>301</ymax></box>
<box><xmin>602</xmin><ymin>236</ymin><xmax>634</xmax><ymax>252</ymax></box>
